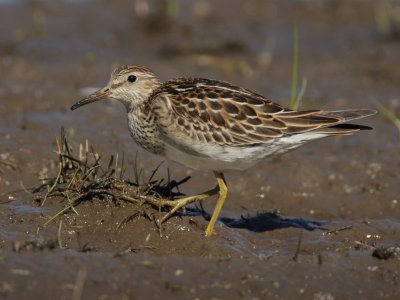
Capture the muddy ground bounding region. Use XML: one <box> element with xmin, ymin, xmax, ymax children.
<box><xmin>1</xmin><ymin>0</ymin><xmax>400</xmax><ymax>299</ymax></box>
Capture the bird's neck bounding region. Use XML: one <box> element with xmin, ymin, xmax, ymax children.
<box><xmin>127</xmin><ymin>103</ymin><xmax>164</xmax><ymax>155</ymax></box>
<box><xmin>128</xmin><ymin>100</ymin><xmax>158</xmax><ymax>131</ymax></box>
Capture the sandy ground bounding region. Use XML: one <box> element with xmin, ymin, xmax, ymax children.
<box><xmin>0</xmin><ymin>0</ymin><xmax>400</xmax><ymax>299</ymax></box>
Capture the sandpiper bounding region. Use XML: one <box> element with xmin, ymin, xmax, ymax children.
<box><xmin>71</xmin><ymin>65</ymin><xmax>376</xmax><ymax>237</ymax></box>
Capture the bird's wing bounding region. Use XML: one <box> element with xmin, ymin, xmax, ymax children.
<box><xmin>149</xmin><ymin>78</ymin><xmax>347</xmax><ymax>146</ymax></box>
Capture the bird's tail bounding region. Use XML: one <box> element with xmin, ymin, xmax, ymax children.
<box><xmin>314</xmin><ymin>109</ymin><xmax>377</xmax><ymax>135</ymax></box>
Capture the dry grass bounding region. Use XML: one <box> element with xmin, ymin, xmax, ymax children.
<box><xmin>373</xmin><ymin>100</ymin><xmax>400</xmax><ymax>138</ymax></box>
<box><xmin>32</xmin><ymin>127</ymin><xmax>190</xmax><ymax>227</ymax></box>
<box><xmin>290</xmin><ymin>25</ymin><xmax>307</xmax><ymax>111</ymax></box>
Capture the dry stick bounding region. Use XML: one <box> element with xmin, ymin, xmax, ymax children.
<box><xmin>76</xmin><ymin>166</ymin><xmax>100</xmax><ymax>190</ymax></box>
<box><xmin>90</xmin><ymin>146</ymin><xmax>102</xmax><ymax>169</ymax></box>
<box><xmin>55</xmin><ymin>152</ymin><xmax>84</xmax><ymax>166</ymax></box>
<box><xmin>160</xmin><ymin>167</ymin><xmax>174</xmax><ymax>236</ymax></box>
<box><xmin>90</xmin><ymin>153</ymin><xmax>99</xmax><ymax>179</ymax></box>
<box><xmin>101</xmin><ymin>156</ymin><xmax>114</xmax><ymax>179</ymax></box>
<box><xmin>292</xmin><ymin>229</ymin><xmax>303</xmax><ymax>261</ymax></box>
<box><xmin>322</xmin><ymin>225</ymin><xmax>353</xmax><ymax>236</ymax></box>
<box><xmin>0</xmin><ymin>159</ymin><xmax>17</xmax><ymax>170</ymax></box>
<box><xmin>43</xmin><ymin>178</ymin><xmax>191</xmax><ymax>230</ymax></box>
<box><xmin>169</xmin><ymin>176</ymin><xmax>191</xmax><ymax>191</ymax></box>
<box><xmin>72</xmin><ymin>268</ymin><xmax>87</xmax><ymax>300</ymax></box>
<box><xmin>66</xmin><ymin>167</ymin><xmax>81</xmax><ymax>190</ymax></box>
<box><xmin>120</xmin><ymin>193</ymin><xmax>176</xmax><ymax>207</ymax></box>
<box><xmin>167</xmin><ymin>168</ymin><xmax>172</xmax><ymax>199</ymax></box>
<box><xmin>61</xmin><ymin>127</ymin><xmax>71</xmax><ymax>157</ymax></box>
<box><xmin>133</xmin><ymin>152</ymin><xmax>139</xmax><ymax>185</ymax></box>
<box><xmin>41</xmin><ymin>162</ymin><xmax>63</xmax><ymax>206</ymax></box>
<box><xmin>158</xmin><ymin>193</ymin><xmax>163</xmax><ymax>237</ymax></box>
<box><xmin>120</xmin><ymin>152</ymin><xmax>125</xmax><ymax>180</ymax></box>
<box><xmin>354</xmin><ymin>240</ymin><xmax>375</xmax><ymax>250</ymax></box>
<box><xmin>317</xmin><ymin>253</ymin><xmax>323</xmax><ymax>266</ymax></box>
<box><xmin>83</xmin><ymin>149</ymin><xmax>89</xmax><ymax>174</ymax></box>
<box><xmin>20</xmin><ymin>181</ymin><xmax>33</xmax><ymax>194</ymax></box>
<box><xmin>144</xmin><ymin>180</ymin><xmax>161</xmax><ymax>196</ymax></box>
<box><xmin>43</xmin><ymin>135</ymin><xmax>66</xmax><ymax>203</ymax></box>
<box><xmin>107</xmin><ymin>154</ymin><xmax>114</xmax><ymax>170</ymax></box>
<box><xmin>0</xmin><ymin>198</ymin><xmax>14</xmax><ymax>204</ymax></box>
<box><xmin>147</xmin><ymin>160</ymin><xmax>165</xmax><ymax>184</ymax></box>
<box><xmin>40</xmin><ymin>129</ymin><xmax>198</xmax><ymax>230</ymax></box>
<box><xmin>114</xmin><ymin>152</ymin><xmax>119</xmax><ymax>182</ymax></box>
<box><xmin>66</xmin><ymin>193</ymin><xmax>79</xmax><ymax>215</ymax></box>
<box><xmin>116</xmin><ymin>211</ymin><xmax>141</xmax><ymax>230</ymax></box>
<box><xmin>79</xmin><ymin>143</ymin><xmax>83</xmax><ymax>161</ymax></box>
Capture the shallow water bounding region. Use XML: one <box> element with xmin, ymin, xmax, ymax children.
<box><xmin>1</xmin><ymin>0</ymin><xmax>400</xmax><ymax>299</ymax></box>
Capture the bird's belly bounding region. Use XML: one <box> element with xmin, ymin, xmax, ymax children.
<box><xmin>163</xmin><ymin>142</ymin><xmax>271</xmax><ymax>171</ymax></box>
<box><xmin>162</xmin><ymin>131</ymin><xmax>330</xmax><ymax>171</ymax></box>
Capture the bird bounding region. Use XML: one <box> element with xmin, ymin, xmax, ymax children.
<box><xmin>71</xmin><ymin>65</ymin><xmax>376</xmax><ymax>237</ymax></box>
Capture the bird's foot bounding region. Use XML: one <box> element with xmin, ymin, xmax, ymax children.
<box><xmin>157</xmin><ymin>186</ymin><xmax>219</xmax><ymax>224</ymax></box>
<box><xmin>204</xmin><ymin>226</ymin><xmax>216</xmax><ymax>237</ymax></box>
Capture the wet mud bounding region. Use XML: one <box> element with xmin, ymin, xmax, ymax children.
<box><xmin>0</xmin><ymin>1</ymin><xmax>400</xmax><ymax>299</ymax></box>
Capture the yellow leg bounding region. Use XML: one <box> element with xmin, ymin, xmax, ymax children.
<box><xmin>159</xmin><ymin>186</ymin><xmax>219</xmax><ymax>224</ymax></box>
<box><xmin>204</xmin><ymin>172</ymin><xmax>228</xmax><ymax>237</ymax></box>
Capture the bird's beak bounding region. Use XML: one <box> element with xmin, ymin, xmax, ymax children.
<box><xmin>70</xmin><ymin>87</ymin><xmax>111</xmax><ymax>111</ymax></box>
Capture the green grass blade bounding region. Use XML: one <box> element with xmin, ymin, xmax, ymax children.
<box><xmin>57</xmin><ymin>221</ymin><xmax>64</xmax><ymax>249</ymax></box>
<box><xmin>373</xmin><ymin>100</ymin><xmax>400</xmax><ymax>137</ymax></box>
<box><xmin>290</xmin><ymin>24</ymin><xmax>299</xmax><ymax>110</ymax></box>
<box><xmin>293</xmin><ymin>77</ymin><xmax>308</xmax><ymax>110</ymax></box>
<box><xmin>44</xmin><ymin>204</ymin><xmax>74</xmax><ymax>227</ymax></box>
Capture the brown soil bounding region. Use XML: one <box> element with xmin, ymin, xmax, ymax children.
<box><xmin>1</xmin><ymin>1</ymin><xmax>400</xmax><ymax>299</ymax></box>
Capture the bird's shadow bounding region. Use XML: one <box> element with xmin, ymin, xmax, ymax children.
<box><xmin>185</xmin><ymin>208</ymin><xmax>327</xmax><ymax>232</ymax></box>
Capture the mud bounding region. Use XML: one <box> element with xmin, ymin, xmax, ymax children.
<box><xmin>1</xmin><ymin>0</ymin><xmax>400</xmax><ymax>299</ymax></box>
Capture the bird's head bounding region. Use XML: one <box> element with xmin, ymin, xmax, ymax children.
<box><xmin>71</xmin><ymin>65</ymin><xmax>160</xmax><ymax>111</ymax></box>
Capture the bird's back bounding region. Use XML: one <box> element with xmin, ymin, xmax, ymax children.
<box><xmin>142</xmin><ymin>77</ymin><xmax>376</xmax><ymax>171</ymax></box>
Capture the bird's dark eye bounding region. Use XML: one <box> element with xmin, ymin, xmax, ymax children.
<box><xmin>127</xmin><ymin>75</ymin><xmax>137</xmax><ymax>83</ymax></box>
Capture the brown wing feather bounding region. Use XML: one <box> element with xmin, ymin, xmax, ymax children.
<box><xmin>150</xmin><ymin>78</ymin><xmax>368</xmax><ymax>146</ymax></box>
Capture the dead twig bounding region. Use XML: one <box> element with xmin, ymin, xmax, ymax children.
<box><xmin>35</xmin><ymin>127</ymin><xmax>191</xmax><ymax>229</ymax></box>
<box><xmin>322</xmin><ymin>225</ymin><xmax>353</xmax><ymax>236</ymax></box>
<box><xmin>292</xmin><ymin>229</ymin><xmax>303</xmax><ymax>262</ymax></box>
<box><xmin>72</xmin><ymin>268</ymin><xmax>87</xmax><ymax>300</ymax></box>
<box><xmin>0</xmin><ymin>159</ymin><xmax>17</xmax><ymax>170</ymax></box>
